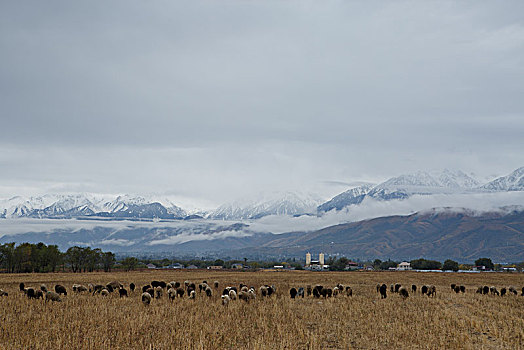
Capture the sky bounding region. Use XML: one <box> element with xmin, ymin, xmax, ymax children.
<box><xmin>1</xmin><ymin>1</ymin><xmax>523</xmax><ymax>209</ymax></box>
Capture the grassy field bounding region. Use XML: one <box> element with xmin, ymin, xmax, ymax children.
<box><xmin>0</xmin><ymin>270</ymin><xmax>523</xmax><ymax>349</ymax></box>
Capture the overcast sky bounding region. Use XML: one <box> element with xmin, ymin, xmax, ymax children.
<box><xmin>1</xmin><ymin>1</ymin><xmax>523</xmax><ymax>208</ymax></box>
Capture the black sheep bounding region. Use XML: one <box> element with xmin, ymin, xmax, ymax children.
<box><xmin>19</xmin><ymin>283</ymin><xmax>25</xmax><ymax>292</ymax></box>
<box><xmin>142</xmin><ymin>285</ymin><xmax>152</xmax><ymax>293</ymax></box>
<box><xmin>379</xmin><ymin>284</ymin><xmax>387</xmax><ymax>299</ymax></box>
<box><xmin>129</xmin><ymin>283</ymin><xmax>135</xmax><ymax>292</ymax></box>
<box><xmin>119</xmin><ymin>288</ymin><xmax>128</xmax><ymax>298</ymax></box>
<box><xmin>411</xmin><ymin>285</ymin><xmax>417</xmax><ymax>294</ymax></box>
<box><xmin>394</xmin><ymin>284</ymin><xmax>401</xmax><ymax>293</ymax></box>
<box><xmin>482</xmin><ymin>286</ymin><xmax>489</xmax><ymax>295</ymax></box>
<box><xmin>55</xmin><ymin>284</ymin><xmax>67</xmax><ymax>296</ymax></box>
<box><xmin>421</xmin><ymin>285</ymin><xmax>428</xmax><ymax>295</ymax></box>
<box><xmin>459</xmin><ymin>285</ymin><xmax>466</xmax><ymax>293</ymax></box>
<box><xmin>290</xmin><ymin>288</ymin><xmax>297</xmax><ymax>299</ymax></box>
<box><xmin>297</xmin><ymin>287</ymin><xmax>305</xmax><ymax>298</ymax></box>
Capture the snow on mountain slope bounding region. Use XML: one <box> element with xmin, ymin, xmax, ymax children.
<box><xmin>481</xmin><ymin>167</ymin><xmax>524</xmax><ymax>192</ymax></box>
<box><xmin>210</xmin><ymin>191</ymin><xmax>324</xmax><ymax>220</ymax></box>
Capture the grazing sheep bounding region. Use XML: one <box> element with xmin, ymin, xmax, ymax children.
<box><xmin>259</xmin><ymin>286</ymin><xmax>268</xmax><ymax>297</ymax></box>
<box><xmin>25</xmin><ymin>288</ymin><xmax>36</xmax><ymax>299</ymax></box>
<box><xmin>119</xmin><ymin>288</ymin><xmax>128</xmax><ymax>298</ymax></box>
<box><xmin>411</xmin><ymin>285</ymin><xmax>417</xmax><ymax>294</ymax></box>
<box><xmin>508</xmin><ymin>286</ymin><xmax>517</xmax><ymax>295</ymax></box>
<box><xmin>176</xmin><ymin>287</ymin><xmax>185</xmax><ymax>298</ymax></box>
<box><xmin>74</xmin><ymin>285</ymin><xmax>88</xmax><ymax>293</ymax></box>
<box><xmin>238</xmin><ymin>291</ymin><xmax>250</xmax><ymax>302</ymax></box>
<box><xmin>151</xmin><ymin>281</ymin><xmax>167</xmax><ymax>289</ymax></box>
<box><xmin>500</xmin><ymin>288</ymin><xmax>507</xmax><ymax>296</ymax></box>
<box><xmin>490</xmin><ymin>286</ymin><xmax>498</xmax><ymax>295</ymax></box>
<box><xmin>19</xmin><ymin>283</ymin><xmax>25</xmax><ymax>292</ymax></box>
<box><xmin>188</xmin><ymin>283</ymin><xmax>196</xmax><ymax>292</ymax></box>
<box><xmin>55</xmin><ymin>284</ymin><xmax>67</xmax><ymax>296</ymax></box>
<box><xmin>189</xmin><ymin>290</ymin><xmax>196</xmax><ymax>299</ymax></box>
<box><xmin>482</xmin><ymin>286</ymin><xmax>490</xmax><ymax>295</ymax></box>
<box><xmin>141</xmin><ymin>292</ymin><xmax>152</xmax><ymax>305</ymax></box>
<box><xmin>248</xmin><ymin>289</ymin><xmax>256</xmax><ymax>300</ymax></box>
<box><xmin>88</xmin><ymin>283</ymin><xmax>94</xmax><ymax>293</ymax></box>
<box><xmin>394</xmin><ymin>284</ymin><xmax>401</xmax><ymax>293</ymax></box>
<box><xmin>306</xmin><ymin>285</ymin><xmax>312</xmax><ymax>297</ymax></box>
<box><xmin>46</xmin><ymin>291</ymin><xmax>61</xmax><ymax>302</ymax></box>
<box><xmin>427</xmin><ymin>285</ymin><xmax>437</xmax><ymax>297</ymax></box>
<box><xmin>0</xmin><ymin>289</ymin><xmax>8</xmax><ymax>297</ymax></box>
<box><xmin>460</xmin><ymin>285</ymin><xmax>466</xmax><ymax>293</ymax></box>
<box><xmin>476</xmin><ymin>286</ymin><xmax>483</xmax><ymax>294</ymax></box>
<box><xmin>398</xmin><ymin>286</ymin><xmax>409</xmax><ymax>299</ymax></box>
<box><xmin>92</xmin><ymin>284</ymin><xmax>104</xmax><ymax>295</ymax></box>
<box><xmin>346</xmin><ymin>286</ymin><xmax>353</xmax><ymax>297</ymax></box>
<box><xmin>101</xmin><ymin>289</ymin><xmax>109</xmax><ymax>296</ymax></box>
<box><xmin>221</xmin><ymin>294</ymin><xmax>230</xmax><ymax>306</ymax></box>
<box><xmin>228</xmin><ymin>289</ymin><xmax>237</xmax><ymax>300</ymax></box>
<box><xmin>35</xmin><ymin>290</ymin><xmax>44</xmax><ymax>299</ymax></box>
<box><xmin>312</xmin><ymin>285</ymin><xmax>322</xmax><ymax>298</ymax></box>
<box><xmin>332</xmin><ymin>287</ymin><xmax>339</xmax><ymax>297</ymax></box>
<box><xmin>222</xmin><ymin>288</ymin><xmax>230</xmax><ymax>296</ymax></box>
<box><xmin>142</xmin><ymin>285</ymin><xmax>152</xmax><ymax>293</ymax></box>
<box><xmin>451</xmin><ymin>284</ymin><xmax>456</xmax><ymax>290</ymax></box>
<box><xmin>326</xmin><ymin>288</ymin><xmax>333</xmax><ymax>298</ymax></box>
<box><xmin>390</xmin><ymin>284</ymin><xmax>394</xmax><ymax>293</ymax></box>
<box><xmin>129</xmin><ymin>283</ymin><xmax>135</xmax><ymax>292</ymax></box>
<box><xmin>379</xmin><ymin>284</ymin><xmax>387</xmax><ymax>299</ymax></box>
<box><xmin>454</xmin><ymin>286</ymin><xmax>460</xmax><ymax>293</ymax></box>
<box><xmin>173</xmin><ymin>282</ymin><xmax>181</xmax><ymax>289</ymax></box>
<box><xmin>290</xmin><ymin>288</ymin><xmax>298</xmax><ymax>299</ymax></box>
<box><xmin>154</xmin><ymin>286</ymin><xmax>163</xmax><ymax>299</ymax></box>
<box><xmin>145</xmin><ymin>287</ymin><xmax>154</xmax><ymax>298</ymax></box>
<box><xmin>205</xmin><ymin>287</ymin><xmax>213</xmax><ymax>297</ymax></box>
<box><xmin>298</xmin><ymin>287</ymin><xmax>305</xmax><ymax>298</ymax></box>
<box><xmin>105</xmin><ymin>284</ymin><xmax>114</xmax><ymax>293</ymax></box>
<box><xmin>184</xmin><ymin>280</ymin><xmax>190</xmax><ymax>287</ymax></box>
<box><xmin>40</xmin><ymin>284</ymin><xmax>48</xmax><ymax>293</ymax></box>
<box><xmin>268</xmin><ymin>285</ymin><xmax>276</xmax><ymax>296</ymax></box>
<box><xmin>421</xmin><ymin>285</ymin><xmax>429</xmax><ymax>295</ymax></box>
<box><xmin>167</xmin><ymin>288</ymin><xmax>176</xmax><ymax>300</ymax></box>
<box><xmin>241</xmin><ymin>286</ymin><xmax>248</xmax><ymax>293</ymax></box>
<box><xmin>107</xmin><ymin>281</ymin><xmax>122</xmax><ymax>291</ymax></box>
<box><xmin>214</xmin><ymin>281</ymin><xmax>219</xmax><ymax>289</ymax></box>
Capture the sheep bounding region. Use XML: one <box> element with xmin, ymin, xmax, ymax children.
<box><xmin>0</xmin><ymin>289</ymin><xmax>8</xmax><ymax>297</ymax></box>
<box><xmin>221</xmin><ymin>294</ymin><xmax>230</xmax><ymax>306</ymax></box>
<box><xmin>35</xmin><ymin>290</ymin><xmax>44</xmax><ymax>299</ymax></box>
<box><xmin>259</xmin><ymin>286</ymin><xmax>268</xmax><ymax>297</ymax></box>
<box><xmin>40</xmin><ymin>284</ymin><xmax>48</xmax><ymax>293</ymax></box>
<box><xmin>427</xmin><ymin>285</ymin><xmax>436</xmax><ymax>297</ymax></box>
<box><xmin>268</xmin><ymin>285</ymin><xmax>276</xmax><ymax>296</ymax></box>
<box><xmin>482</xmin><ymin>286</ymin><xmax>490</xmax><ymax>295</ymax></box>
<box><xmin>107</xmin><ymin>281</ymin><xmax>122</xmax><ymax>291</ymax></box>
<box><xmin>141</xmin><ymin>292</ymin><xmax>152</xmax><ymax>305</ymax></box>
<box><xmin>459</xmin><ymin>285</ymin><xmax>466</xmax><ymax>293</ymax></box>
<box><xmin>19</xmin><ymin>283</ymin><xmax>25</xmax><ymax>292</ymax></box>
<box><xmin>129</xmin><ymin>283</ymin><xmax>135</xmax><ymax>292</ymax></box>
<box><xmin>500</xmin><ymin>288</ymin><xmax>507</xmax><ymax>296</ymax></box>
<box><xmin>411</xmin><ymin>285</ymin><xmax>417</xmax><ymax>294</ymax></box>
<box><xmin>214</xmin><ymin>281</ymin><xmax>219</xmax><ymax>289</ymax></box>
<box><xmin>238</xmin><ymin>291</ymin><xmax>250</xmax><ymax>302</ymax></box>
<box><xmin>248</xmin><ymin>289</ymin><xmax>256</xmax><ymax>300</ymax></box>
<box><xmin>189</xmin><ymin>290</ymin><xmax>196</xmax><ymax>299</ymax></box>
<box><xmin>490</xmin><ymin>286</ymin><xmax>498</xmax><ymax>295</ymax></box>
<box><xmin>167</xmin><ymin>288</ymin><xmax>176</xmax><ymax>300</ymax></box>
<box><xmin>326</xmin><ymin>288</ymin><xmax>333</xmax><ymax>298</ymax></box>
<box><xmin>306</xmin><ymin>285</ymin><xmax>312</xmax><ymax>297</ymax></box>
<box><xmin>398</xmin><ymin>286</ymin><xmax>409</xmax><ymax>299</ymax></box>
<box><xmin>290</xmin><ymin>288</ymin><xmax>298</xmax><ymax>299</ymax></box>
<box><xmin>55</xmin><ymin>284</ymin><xmax>67</xmax><ymax>296</ymax></box>
<box><xmin>379</xmin><ymin>284</ymin><xmax>387</xmax><ymax>299</ymax></box>
<box><xmin>151</xmin><ymin>281</ymin><xmax>166</xmax><ymax>289</ymax></box>
<box><xmin>332</xmin><ymin>287</ymin><xmax>339</xmax><ymax>297</ymax></box>
<box><xmin>173</xmin><ymin>282</ymin><xmax>181</xmax><ymax>289</ymax></box>
<box><xmin>508</xmin><ymin>286</ymin><xmax>518</xmax><ymax>295</ymax></box>
<box><xmin>454</xmin><ymin>286</ymin><xmax>460</xmax><ymax>293</ymax></box>
<box><xmin>390</xmin><ymin>284</ymin><xmax>394</xmax><ymax>293</ymax></box>
<box><xmin>205</xmin><ymin>286</ymin><xmax>213</xmax><ymax>297</ymax></box>
<box><xmin>184</xmin><ymin>280</ymin><xmax>190</xmax><ymax>287</ymax></box>
<box><xmin>312</xmin><ymin>285</ymin><xmax>322</xmax><ymax>298</ymax></box>
<box><xmin>241</xmin><ymin>286</ymin><xmax>248</xmax><ymax>293</ymax></box>
<box><xmin>229</xmin><ymin>289</ymin><xmax>237</xmax><ymax>300</ymax></box>
<box><xmin>75</xmin><ymin>285</ymin><xmax>88</xmax><ymax>293</ymax></box>
<box><xmin>105</xmin><ymin>284</ymin><xmax>114</xmax><ymax>293</ymax></box>
<box><xmin>346</xmin><ymin>286</ymin><xmax>353</xmax><ymax>297</ymax></box>
<box><xmin>119</xmin><ymin>288</ymin><xmax>128</xmax><ymax>298</ymax></box>
<box><xmin>176</xmin><ymin>287</ymin><xmax>185</xmax><ymax>298</ymax></box>
<box><xmin>451</xmin><ymin>284</ymin><xmax>456</xmax><ymax>291</ymax></box>
<box><xmin>25</xmin><ymin>288</ymin><xmax>37</xmax><ymax>299</ymax></box>
<box><xmin>476</xmin><ymin>286</ymin><xmax>483</xmax><ymax>294</ymax></box>
<box><xmin>101</xmin><ymin>289</ymin><xmax>109</xmax><ymax>296</ymax></box>
<box><xmin>297</xmin><ymin>287</ymin><xmax>305</xmax><ymax>298</ymax></box>
<box><xmin>154</xmin><ymin>286</ymin><xmax>163</xmax><ymax>299</ymax></box>
<box><xmin>46</xmin><ymin>291</ymin><xmax>61</xmax><ymax>302</ymax></box>
<box><xmin>421</xmin><ymin>285</ymin><xmax>429</xmax><ymax>295</ymax></box>
<box><xmin>394</xmin><ymin>284</ymin><xmax>401</xmax><ymax>293</ymax></box>
<box><xmin>146</xmin><ymin>287</ymin><xmax>155</xmax><ymax>298</ymax></box>
<box><xmin>142</xmin><ymin>285</ymin><xmax>152</xmax><ymax>293</ymax></box>
<box><xmin>92</xmin><ymin>284</ymin><xmax>104</xmax><ymax>295</ymax></box>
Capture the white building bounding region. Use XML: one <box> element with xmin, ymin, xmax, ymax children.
<box><xmin>397</xmin><ymin>262</ymin><xmax>412</xmax><ymax>271</ymax></box>
<box><xmin>305</xmin><ymin>252</ymin><xmax>327</xmax><ymax>270</ymax></box>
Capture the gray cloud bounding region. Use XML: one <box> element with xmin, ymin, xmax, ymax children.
<box><xmin>1</xmin><ymin>1</ymin><xmax>523</xmax><ymax>206</ymax></box>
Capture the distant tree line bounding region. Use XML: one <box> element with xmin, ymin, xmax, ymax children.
<box><xmin>0</xmin><ymin>242</ymin><xmax>115</xmax><ymax>273</ymax></box>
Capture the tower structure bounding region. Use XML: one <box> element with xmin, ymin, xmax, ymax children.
<box><xmin>319</xmin><ymin>253</ymin><xmax>325</xmax><ymax>266</ymax></box>
<box><xmin>306</xmin><ymin>252</ymin><xmax>311</xmax><ymax>266</ymax></box>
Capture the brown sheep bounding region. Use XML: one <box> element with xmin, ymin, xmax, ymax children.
<box><xmin>55</xmin><ymin>284</ymin><xmax>67</xmax><ymax>296</ymax></box>
<box><xmin>259</xmin><ymin>286</ymin><xmax>268</xmax><ymax>297</ymax></box>
<box><xmin>46</xmin><ymin>291</ymin><xmax>61</xmax><ymax>302</ymax></box>
<box><xmin>214</xmin><ymin>281</ymin><xmax>219</xmax><ymax>289</ymax></box>
<box><xmin>176</xmin><ymin>287</ymin><xmax>185</xmax><ymax>298</ymax></box>
<box><xmin>398</xmin><ymin>286</ymin><xmax>409</xmax><ymax>299</ymax></box>
<box><xmin>306</xmin><ymin>285</ymin><xmax>312</xmax><ymax>296</ymax></box>
<box><xmin>345</xmin><ymin>286</ymin><xmax>353</xmax><ymax>297</ymax></box>
<box><xmin>427</xmin><ymin>285</ymin><xmax>436</xmax><ymax>297</ymax></box>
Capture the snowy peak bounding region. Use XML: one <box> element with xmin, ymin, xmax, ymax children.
<box><xmin>210</xmin><ymin>192</ymin><xmax>323</xmax><ymax>220</ymax></box>
<box><xmin>317</xmin><ymin>185</ymin><xmax>374</xmax><ymax>212</ymax></box>
<box><xmin>481</xmin><ymin>167</ymin><xmax>524</xmax><ymax>192</ymax></box>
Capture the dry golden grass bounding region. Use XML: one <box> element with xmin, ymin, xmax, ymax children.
<box><xmin>0</xmin><ymin>270</ymin><xmax>523</xmax><ymax>349</ymax></box>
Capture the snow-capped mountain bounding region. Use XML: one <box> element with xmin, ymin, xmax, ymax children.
<box><xmin>210</xmin><ymin>192</ymin><xmax>324</xmax><ymax>220</ymax></box>
<box><xmin>481</xmin><ymin>167</ymin><xmax>524</xmax><ymax>192</ymax></box>
<box><xmin>0</xmin><ymin>194</ymin><xmax>186</xmax><ymax>219</ymax></box>
<box><xmin>318</xmin><ymin>169</ymin><xmax>483</xmax><ymax>213</ymax></box>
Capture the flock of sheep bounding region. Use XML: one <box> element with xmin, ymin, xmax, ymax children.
<box><xmin>4</xmin><ymin>280</ymin><xmax>524</xmax><ymax>305</ymax></box>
